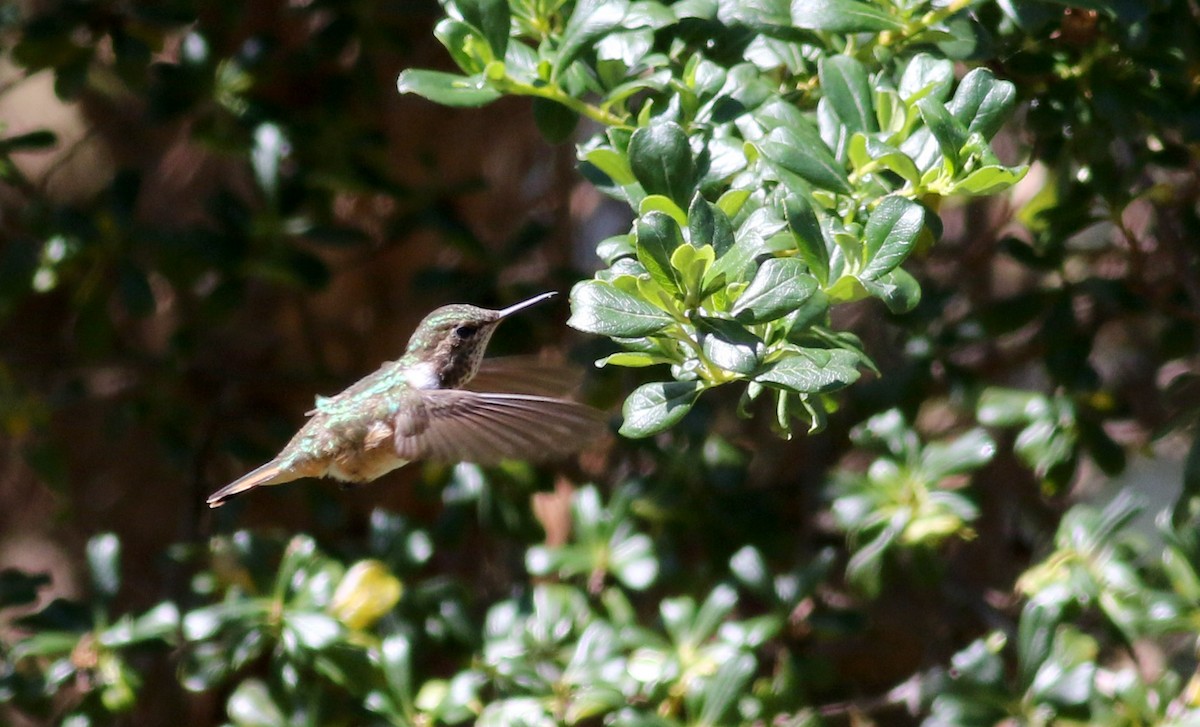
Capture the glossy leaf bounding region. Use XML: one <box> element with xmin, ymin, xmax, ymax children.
<box><xmin>791</xmin><ymin>0</ymin><xmax>903</xmax><ymax>32</ymax></box>
<box><xmin>860</xmin><ymin>196</ymin><xmax>924</xmax><ymax>281</ymax></box>
<box><xmin>819</xmin><ymin>55</ymin><xmax>876</xmax><ymax>134</ymax></box>
<box><xmin>396</xmin><ymin>69</ymin><xmax>502</xmax><ymax>106</ymax></box>
<box><xmin>628</xmin><ymin>121</ymin><xmax>696</xmax><ymax>207</ymax></box>
<box><xmin>568</xmin><ymin>280</ymin><xmax>673</xmax><ymax>336</ymax></box>
<box><xmin>755</xmin><ymin>348</ymin><xmax>861</xmax><ymax>393</ymax></box>
<box><xmin>457</xmin><ymin>0</ymin><xmax>510</xmax><ymax>60</ymax></box>
<box><xmin>620</xmin><ymin>381</ymin><xmax>704</xmax><ymax>437</ymax></box>
<box><xmin>636</xmin><ymin>211</ymin><xmax>686</xmax><ymax>294</ymax></box>
<box><xmin>731</xmin><ymin>258</ymin><xmax>818</xmax><ymax>323</ymax></box>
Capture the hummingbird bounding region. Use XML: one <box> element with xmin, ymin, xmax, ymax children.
<box><xmin>207</xmin><ymin>292</ymin><xmax>605</xmax><ymax>508</ymax></box>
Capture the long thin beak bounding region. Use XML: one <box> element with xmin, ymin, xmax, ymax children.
<box><xmin>496</xmin><ymin>291</ymin><xmax>557</xmax><ymax>318</ymax></box>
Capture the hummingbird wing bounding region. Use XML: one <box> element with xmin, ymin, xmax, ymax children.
<box><xmin>465</xmin><ymin>357</ymin><xmax>584</xmax><ymax>397</ymax></box>
<box><xmin>392</xmin><ymin>390</ymin><xmax>606</xmax><ymax>465</ymax></box>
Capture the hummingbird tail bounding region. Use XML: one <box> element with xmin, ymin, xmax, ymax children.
<box><xmin>207</xmin><ymin>461</ymin><xmax>294</xmax><ymax>508</ymax></box>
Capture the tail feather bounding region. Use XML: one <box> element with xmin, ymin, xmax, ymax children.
<box><xmin>207</xmin><ymin>461</ymin><xmax>296</xmax><ymax>508</ymax></box>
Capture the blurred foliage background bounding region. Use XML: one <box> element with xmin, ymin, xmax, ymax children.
<box><xmin>1</xmin><ymin>0</ymin><xmax>1199</xmax><ymax>725</ymax></box>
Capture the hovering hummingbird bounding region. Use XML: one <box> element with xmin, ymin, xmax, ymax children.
<box><xmin>207</xmin><ymin>292</ymin><xmax>604</xmax><ymax>508</ymax></box>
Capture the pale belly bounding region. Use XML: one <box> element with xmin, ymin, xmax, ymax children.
<box><xmin>327</xmin><ymin>449</ymin><xmax>409</xmax><ymax>482</ymax></box>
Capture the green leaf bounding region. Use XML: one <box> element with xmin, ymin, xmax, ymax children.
<box><xmin>784</xmin><ymin>193</ymin><xmax>829</xmax><ymax>284</ymax></box>
<box><xmin>706</xmin><ymin>207</ymin><xmax>785</xmax><ymax>285</ymax></box>
<box><xmin>698</xmin><ymin>652</ymin><xmax>756</xmax><ymax>725</ymax></box>
<box><xmin>859</xmin><ymin>268</ymin><xmax>921</xmax><ymax>313</ymax></box>
<box><xmin>697</xmin><ymin>317</ymin><xmax>763</xmax><ymax>375</ymax></box>
<box><xmin>87</xmin><ymin>532</ymin><xmax>121</xmax><ymax>601</ymax></box>
<box><xmin>637</xmin><ymin>211</ymin><xmax>686</xmax><ymax>294</ymax></box>
<box><xmin>687</xmin><ymin>192</ymin><xmax>714</xmax><ymax>249</ymax></box>
<box><xmin>921</xmin><ymin>429</ymin><xmax>997</xmax><ymax>479</ymax></box>
<box><xmin>755</xmin><ymin>348</ymin><xmax>861</xmax><ymax>393</ymax></box>
<box><xmin>898</xmin><ymin>53</ymin><xmax>954</xmax><ymax>103</ymax></box>
<box><xmin>396</xmin><ymin>69</ymin><xmax>501</xmax><ymax>107</ymax></box>
<box><xmin>620</xmin><ymin>381</ymin><xmax>704</xmax><ymax>437</ymax></box>
<box><xmin>860</xmin><ymin>196</ymin><xmax>924</xmax><ymax>281</ymax></box>
<box><xmin>457</xmin><ymin>0</ymin><xmax>510</xmax><ymax>60</ymax></box>
<box><xmin>819</xmin><ymin>55</ymin><xmax>876</xmax><ymax>134</ymax></box>
<box><xmin>758</xmin><ymin>127</ymin><xmax>852</xmax><ymax>194</ymax></box>
<box><xmin>596</xmin><ymin>351</ymin><xmax>673</xmax><ymax>368</ymax></box>
<box><xmin>791</xmin><ymin>0</ymin><xmax>903</xmax><ymax>32</ymax></box>
<box><xmin>977</xmin><ymin>388</ymin><xmax>1046</xmax><ymax>426</ymax></box>
<box><xmin>227</xmin><ymin>679</ymin><xmax>286</xmax><ymax>727</ymax></box>
<box><xmin>847</xmin><ymin>134</ymin><xmax>921</xmax><ymax>186</ymax></box>
<box><xmin>380</xmin><ymin>634</ymin><xmax>414</xmax><ymax>709</ymax></box>
<box><xmin>555</xmin><ymin>0</ymin><xmax>630</xmax><ymax>78</ymax></box>
<box><xmin>640</xmin><ymin>194</ymin><xmax>689</xmax><ymax>229</ymax></box>
<box><xmin>732</xmin><ymin>258</ymin><xmax>818</xmax><ymax>323</ymax></box>
<box><xmin>628</xmin><ymin>121</ymin><xmax>696</xmax><ymax>207</ymax></box>
<box><xmin>916</xmin><ymin>97</ymin><xmax>967</xmax><ymax>171</ymax></box>
<box><xmin>951</xmin><ymin>165</ymin><xmax>1028</xmax><ymax>195</ymax></box>
<box><xmin>568</xmin><ymin>280</ymin><xmax>673</xmax><ymax>336</ymax></box>
<box><xmin>948</xmin><ymin>68</ymin><xmax>1017</xmax><ymax>140</ymax></box>
<box><xmin>532</xmin><ymin>98</ymin><xmax>579</xmax><ymax>143</ymax></box>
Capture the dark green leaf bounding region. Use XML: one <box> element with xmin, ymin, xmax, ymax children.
<box><xmin>396</xmin><ymin>69</ymin><xmax>502</xmax><ymax>107</ymax></box>
<box><xmin>568</xmin><ymin>280</ymin><xmax>673</xmax><ymax>336</ymax></box>
<box><xmin>732</xmin><ymin>258</ymin><xmax>818</xmax><ymax>323</ymax></box>
<box><xmin>457</xmin><ymin>0</ymin><xmax>510</xmax><ymax>60</ymax></box>
<box><xmin>532</xmin><ymin>98</ymin><xmax>579</xmax><ymax>143</ymax></box>
<box><xmin>860</xmin><ymin>196</ymin><xmax>924</xmax><ymax>281</ymax></box>
<box><xmin>758</xmin><ymin>127</ymin><xmax>852</xmax><ymax>194</ymax></box>
<box><xmin>555</xmin><ymin>0</ymin><xmax>630</xmax><ymax>78</ymax></box>
<box><xmin>687</xmin><ymin>192</ymin><xmax>713</xmax><ymax>250</ymax></box>
<box><xmin>916</xmin><ymin>97</ymin><xmax>967</xmax><ymax>171</ymax></box>
<box><xmin>784</xmin><ymin>193</ymin><xmax>829</xmax><ymax>284</ymax></box>
<box><xmin>859</xmin><ymin>268</ymin><xmax>921</xmax><ymax>313</ymax></box>
<box><xmin>948</xmin><ymin>68</ymin><xmax>1017</xmax><ymax>140</ymax></box>
<box><xmin>706</xmin><ymin>207</ymin><xmax>785</xmax><ymax>285</ymax></box>
<box><xmin>628</xmin><ymin>121</ymin><xmax>696</xmax><ymax>207</ymax></box>
<box><xmin>819</xmin><ymin>55</ymin><xmax>876</xmax><ymax>133</ymax></box>
<box><xmin>636</xmin><ymin>211</ymin><xmax>685</xmax><ymax>294</ymax></box>
<box><xmin>620</xmin><ymin>381</ymin><xmax>704</xmax><ymax>437</ymax></box>
<box><xmin>791</xmin><ymin>0</ymin><xmax>902</xmax><ymax>32</ymax></box>
<box><xmin>755</xmin><ymin>348</ymin><xmax>861</xmax><ymax>393</ymax></box>
<box><xmin>697</xmin><ymin>317</ymin><xmax>763</xmax><ymax>374</ymax></box>
<box><xmin>898</xmin><ymin>53</ymin><xmax>954</xmax><ymax>103</ymax></box>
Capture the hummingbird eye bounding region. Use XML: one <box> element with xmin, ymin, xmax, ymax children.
<box><xmin>453</xmin><ymin>324</ymin><xmax>478</xmax><ymax>338</ymax></box>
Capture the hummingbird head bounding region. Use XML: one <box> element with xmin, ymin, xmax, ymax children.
<box><xmin>404</xmin><ymin>292</ymin><xmax>557</xmax><ymax>388</ymax></box>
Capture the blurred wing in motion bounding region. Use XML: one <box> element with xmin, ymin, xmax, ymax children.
<box><xmin>465</xmin><ymin>356</ymin><xmax>585</xmax><ymax>396</ymax></box>
<box><xmin>392</xmin><ymin>389</ymin><xmax>605</xmax><ymax>465</ymax></box>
